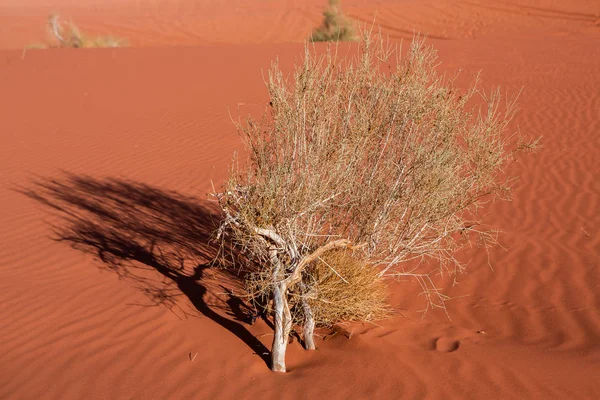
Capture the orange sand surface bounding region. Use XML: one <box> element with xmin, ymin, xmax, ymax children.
<box><xmin>1</xmin><ymin>1</ymin><xmax>599</xmax><ymax>398</ymax></box>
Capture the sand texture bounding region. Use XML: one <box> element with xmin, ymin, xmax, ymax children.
<box><xmin>1</xmin><ymin>1</ymin><xmax>599</xmax><ymax>398</ymax></box>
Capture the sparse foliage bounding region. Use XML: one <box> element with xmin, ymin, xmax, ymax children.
<box><xmin>34</xmin><ymin>14</ymin><xmax>125</xmax><ymax>49</ymax></box>
<box><xmin>311</xmin><ymin>0</ymin><xmax>357</xmax><ymax>42</ymax></box>
<box><xmin>215</xmin><ymin>30</ymin><xmax>536</xmax><ymax>372</ymax></box>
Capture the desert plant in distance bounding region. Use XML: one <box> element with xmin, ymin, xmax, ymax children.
<box><xmin>311</xmin><ymin>0</ymin><xmax>357</xmax><ymax>42</ymax></box>
<box><xmin>44</xmin><ymin>14</ymin><xmax>125</xmax><ymax>48</ymax></box>
<box><xmin>215</xmin><ymin>30</ymin><xmax>538</xmax><ymax>372</ymax></box>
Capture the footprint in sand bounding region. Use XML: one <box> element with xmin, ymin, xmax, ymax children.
<box><xmin>433</xmin><ymin>337</ymin><xmax>460</xmax><ymax>352</ymax></box>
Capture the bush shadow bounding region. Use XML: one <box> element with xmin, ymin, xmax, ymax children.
<box><xmin>18</xmin><ymin>173</ymin><xmax>271</xmax><ymax>366</ymax></box>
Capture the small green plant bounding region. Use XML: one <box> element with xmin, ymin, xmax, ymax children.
<box><xmin>311</xmin><ymin>0</ymin><xmax>357</xmax><ymax>42</ymax></box>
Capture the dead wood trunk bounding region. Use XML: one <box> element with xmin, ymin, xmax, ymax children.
<box><xmin>265</xmin><ymin>238</ymin><xmax>354</xmax><ymax>371</ymax></box>
<box><xmin>271</xmin><ymin>280</ymin><xmax>292</xmax><ymax>372</ymax></box>
<box><xmin>300</xmin><ymin>283</ymin><xmax>316</xmax><ymax>350</ymax></box>
<box><xmin>302</xmin><ymin>299</ymin><xmax>316</xmax><ymax>350</ymax></box>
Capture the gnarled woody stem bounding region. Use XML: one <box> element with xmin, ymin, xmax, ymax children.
<box><xmin>271</xmin><ymin>279</ymin><xmax>292</xmax><ymax>372</ymax></box>
<box><xmin>268</xmin><ymin>247</ymin><xmax>292</xmax><ymax>372</ymax></box>
<box><xmin>300</xmin><ymin>282</ymin><xmax>316</xmax><ymax>350</ymax></box>
<box><xmin>284</xmin><ymin>239</ymin><xmax>352</xmax><ymax>287</ymax></box>
<box><xmin>249</xmin><ymin>225</ymin><xmax>361</xmax><ymax>371</ymax></box>
<box><xmin>273</xmin><ymin>238</ymin><xmax>362</xmax><ymax>369</ymax></box>
<box><xmin>49</xmin><ymin>15</ymin><xmax>67</xmax><ymax>46</ymax></box>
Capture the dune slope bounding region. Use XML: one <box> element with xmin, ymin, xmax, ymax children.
<box><xmin>0</xmin><ymin>1</ymin><xmax>599</xmax><ymax>399</ymax></box>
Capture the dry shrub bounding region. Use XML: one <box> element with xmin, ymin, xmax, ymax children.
<box><xmin>44</xmin><ymin>14</ymin><xmax>125</xmax><ymax>48</ymax></box>
<box><xmin>298</xmin><ymin>249</ymin><xmax>390</xmax><ymax>327</ymax></box>
<box><xmin>215</xmin><ymin>29</ymin><xmax>538</xmax><ymax>371</ymax></box>
<box><xmin>311</xmin><ymin>0</ymin><xmax>357</xmax><ymax>42</ymax></box>
<box><xmin>240</xmin><ymin>249</ymin><xmax>389</xmax><ymax>328</ymax></box>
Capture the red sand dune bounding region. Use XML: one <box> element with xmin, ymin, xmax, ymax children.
<box><xmin>1</xmin><ymin>1</ymin><xmax>599</xmax><ymax>399</ymax></box>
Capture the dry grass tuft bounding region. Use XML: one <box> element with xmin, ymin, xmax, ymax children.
<box><xmin>32</xmin><ymin>14</ymin><xmax>126</xmax><ymax>49</ymax></box>
<box><xmin>297</xmin><ymin>249</ymin><xmax>390</xmax><ymax>327</ymax></box>
<box><xmin>311</xmin><ymin>0</ymin><xmax>357</xmax><ymax>42</ymax></box>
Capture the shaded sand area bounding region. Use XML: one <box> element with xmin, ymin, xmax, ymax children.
<box><xmin>1</xmin><ymin>1</ymin><xmax>599</xmax><ymax>398</ymax></box>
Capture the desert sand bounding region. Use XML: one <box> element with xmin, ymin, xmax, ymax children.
<box><xmin>1</xmin><ymin>0</ymin><xmax>599</xmax><ymax>398</ymax></box>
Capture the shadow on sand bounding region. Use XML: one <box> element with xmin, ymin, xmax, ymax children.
<box><xmin>19</xmin><ymin>173</ymin><xmax>271</xmax><ymax>366</ymax></box>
